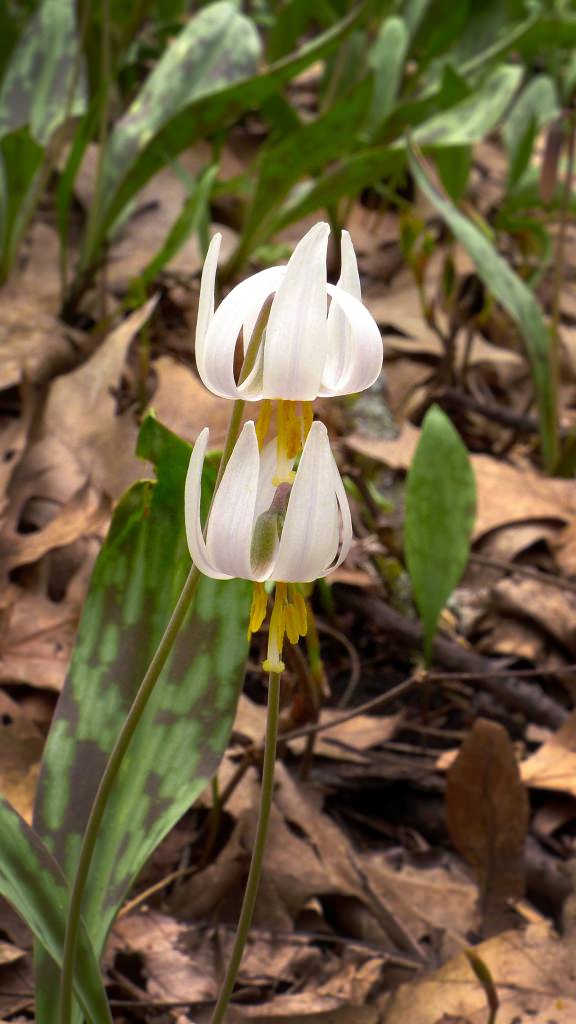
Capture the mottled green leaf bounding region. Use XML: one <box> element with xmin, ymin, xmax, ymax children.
<box><xmin>408</xmin><ymin>146</ymin><xmax>558</xmax><ymax>471</ymax></box>
<box><xmin>0</xmin><ymin>797</ymin><xmax>110</xmax><ymax>1022</ymax></box>
<box><xmin>94</xmin><ymin>2</ymin><xmax>260</xmax><ymax>236</ymax></box>
<box><xmin>504</xmin><ymin>75</ymin><xmax>558</xmax><ymax>189</ymax></box>
<box><xmin>80</xmin><ymin>2</ymin><xmax>367</xmax><ymax>268</ymax></box>
<box><xmin>411</xmin><ymin>64</ymin><xmax>522</xmax><ymax>147</ymax></box>
<box><xmin>0</xmin><ymin>0</ymin><xmax>86</xmax><ymax>144</ymax></box>
<box><xmin>34</xmin><ymin>414</ymin><xmax>251</xmax><ymax>1020</ymax></box>
<box><xmin>405</xmin><ymin>405</ymin><xmax>476</xmax><ymax>662</ymax></box>
<box><xmin>363</xmin><ymin>17</ymin><xmax>407</xmax><ymax>140</ymax></box>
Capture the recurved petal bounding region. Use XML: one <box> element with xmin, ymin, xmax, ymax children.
<box><xmin>320</xmin><ymin>282</ymin><xmax>383</xmax><ymax>397</ymax></box>
<box><xmin>254</xmin><ymin>436</ymin><xmax>280</xmax><ymax>519</ymax></box>
<box><xmin>184</xmin><ymin>428</ymin><xmax>231</xmax><ymax>580</ymax></box>
<box><xmin>195</xmin><ymin>234</ymin><xmax>221</xmax><ymax>362</ymax></box>
<box><xmin>272</xmin><ymin>421</ymin><xmax>341</xmax><ymax>583</ymax></box>
<box><xmin>198</xmin><ymin>266</ymin><xmax>284</xmax><ymax>400</ymax></box>
<box><xmin>330</xmin><ymin>457</ymin><xmax>353</xmax><ymax>571</ymax></box>
<box><xmin>262</xmin><ymin>222</ymin><xmax>330</xmax><ymax>401</ymax></box>
<box><xmin>206</xmin><ymin>421</ymin><xmax>260</xmax><ymax>579</ymax></box>
<box><xmin>338</xmin><ymin>230</ymin><xmax>361</xmax><ymax>298</ymax></box>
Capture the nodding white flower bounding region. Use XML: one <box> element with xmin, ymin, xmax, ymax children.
<box><xmin>195</xmin><ymin>222</ymin><xmax>383</xmax><ymax>402</ymax></box>
<box><xmin>185</xmin><ymin>419</ymin><xmax>352</xmax><ymax>584</ymax></box>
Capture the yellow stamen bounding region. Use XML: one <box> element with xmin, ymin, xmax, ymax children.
<box><xmin>263</xmin><ymin>582</ymin><xmax>287</xmax><ymax>673</ymax></box>
<box><xmin>248</xmin><ymin>582</ymin><xmax>268</xmax><ymax>639</ymax></box>
<box><xmin>273</xmin><ymin>400</ymin><xmax>315</xmax><ymax>486</ymax></box>
<box><xmin>252</xmin><ymin>582</ymin><xmax>311</xmax><ymax>673</ymax></box>
<box><xmin>289</xmin><ymin>585</ymin><xmax>308</xmax><ymax>636</ymax></box>
<box><xmin>255</xmin><ymin>400</ymin><xmax>272</xmax><ymax>450</ymax></box>
<box><xmin>285</xmin><ymin>603</ymin><xmax>300</xmax><ymax>644</ymax></box>
<box><xmin>301</xmin><ymin>401</ymin><xmax>314</xmax><ymax>441</ymax></box>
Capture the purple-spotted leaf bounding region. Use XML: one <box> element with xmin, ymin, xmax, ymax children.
<box><xmin>33</xmin><ymin>415</ymin><xmax>251</xmax><ymax>1021</ymax></box>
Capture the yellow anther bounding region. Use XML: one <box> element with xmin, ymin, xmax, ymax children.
<box><xmin>255</xmin><ymin>400</ymin><xmax>272</xmax><ymax>450</ymax></box>
<box><xmin>289</xmin><ymin>586</ymin><xmax>308</xmax><ymax>636</ymax></box>
<box><xmin>248</xmin><ymin>581</ymin><xmax>268</xmax><ymax>639</ymax></box>
<box><xmin>251</xmin><ymin>581</ymin><xmax>310</xmax><ymax>672</ymax></box>
<box><xmin>285</xmin><ymin>603</ymin><xmax>300</xmax><ymax>644</ymax></box>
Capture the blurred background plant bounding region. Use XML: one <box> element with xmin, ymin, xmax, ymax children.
<box><xmin>0</xmin><ymin>0</ymin><xmax>575</xmax><ymax>468</ymax></box>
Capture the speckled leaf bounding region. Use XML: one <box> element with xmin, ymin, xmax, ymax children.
<box><xmin>97</xmin><ymin>2</ymin><xmax>260</xmax><ymax>226</ymax></box>
<box><xmin>34</xmin><ymin>414</ymin><xmax>251</xmax><ymax>1019</ymax></box>
<box><xmin>82</xmin><ymin>3</ymin><xmax>366</xmax><ymax>264</ymax></box>
<box><xmin>405</xmin><ymin>405</ymin><xmax>476</xmax><ymax>663</ymax></box>
<box><xmin>0</xmin><ymin>797</ymin><xmax>110</xmax><ymax>1022</ymax></box>
<box><xmin>411</xmin><ymin>64</ymin><xmax>522</xmax><ymax>147</ymax></box>
<box><xmin>0</xmin><ymin>0</ymin><xmax>86</xmax><ymax>144</ymax></box>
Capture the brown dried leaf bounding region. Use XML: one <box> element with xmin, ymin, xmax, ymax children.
<box><xmin>152</xmin><ymin>355</ymin><xmax>237</xmax><ymax>448</ymax></box>
<box><xmin>230</xmin><ymin>995</ymin><xmax>379</xmax><ymax>1023</ymax></box>
<box><xmin>0</xmin><ymin>692</ymin><xmax>43</xmax><ymax>822</ymax></box>
<box><xmin>288</xmin><ymin>709</ymin><xmax>401</xmax><ymax>763</ymax></box>
<box><xmin>0</xmin><ymin>482</ymin><xmax>108</xmax><ymax>576</ymax></box>
<box><xmin>112</xmin><ymin>911</ymin><xmax>217</xmax><ymax>1003</ymax></box>
<box><xmin>0</xmin><ymin>590</ymin><xmax>80</xmax><ymax>691</ymax></box>
<box><xmin>522</xmin><ymin>711</ymin><xmax>576</xmax><ymax>797</ymax></box>
<box><xmin>348</xmin><ymin>425</ymin><xmax>576</xmax><ymax>541</ymax></box>
<box><xmin>445</xmin><ymin>719</ymin><xmax>529</xmax><ymax>936</ymax></box>
<box><xmin>43</xmin><ymin>299</ymin><xmax>157</xmax><ymax>498</ymax></box>
<box><xmin>492</xmin><ymin>575</ymin><xmax>576</xmax><ymax>653</ymax></box>
<box><xmin>384</xmin><ymin>922</ymin><xmax>576</xmax><ymax>1024</ymax></box>
<box><xmin>0</xmin><ymin>297</ymin><xmax>77</xmax><ymax>390</ymax></box>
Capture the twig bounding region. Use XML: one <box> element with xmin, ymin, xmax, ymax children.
<box><xmin>339</xmin><ymin>590</ymin><xmax>567</xmax><ymax>729</ymax></box>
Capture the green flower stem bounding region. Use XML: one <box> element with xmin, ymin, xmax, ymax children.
<box><xmin>59</xmin><ymin>396</ymin><xmax>247</xmax><ymax>1024</ymax></box>
<box><xmin>210</xmin><ymin>669</ymin><xmax>282</xmax><ymax>1024</ymax></box>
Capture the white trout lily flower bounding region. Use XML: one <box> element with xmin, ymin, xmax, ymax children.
<box><xmin>185</xmin><ymin>419</ymin><xmax>351</xmax><ymax>583</ymax></box>
<box><xmin>185</xmin><ymin>419</ymin><xmax>353</xmax><ymax>672</ymax></box>
<box><xmin>195</xmin><ymin>222</ymin><xmax>383</xmax><ymax>402</ymax></box>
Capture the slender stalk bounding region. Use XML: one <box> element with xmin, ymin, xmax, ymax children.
<box><xmin>210</xmin><ymin>670</ymin><xmax>282</xmax><ymax>1024</ymax></box>
<box><xmin>59</xmin><ymin>393</ymin><xmax>247</xmax><ymax>1023</ymax></box>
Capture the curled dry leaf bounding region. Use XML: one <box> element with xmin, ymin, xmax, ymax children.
<box><xmin>522</xmin><ymin>710</ymin><xmax>576</xmax><ymax>797</ymax></box>
<box><xmin>43</xmin><ymin>298</ymin><xmax>158</xmax><ymax>498</ymax></box>
<box><xmin>384</xmin><ymin>922</ymin><xmax>576</xmax><ymax>1024</ymax></box>
<box><xmin>491</xmin><ymin>575</ymin><xmax>576</xmax><ymax>654</ymax></box>
<box><xmin>445</xmin><ymin>718</ymin><xmax>529</xmax><ymax>936</ymax></box>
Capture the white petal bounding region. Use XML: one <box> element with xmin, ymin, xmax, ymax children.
<box><xmin>206</xmin><ymin>421</ymin><xmax>260</xmax><ymax>579</ymax></box>
<box><xmin>199</xmin><ymin>266</ymin><xmax>284</xmax><ymax>400</ymax></box>
<box><xmin>262</xmin><ymin>222</ymin><xmax>330</xmax><ymax>400</ymax></box>
<box><xmin>320</xmin><ymin>282</ymin><xmax>383</xmax><ymax>397</ymax></box>
<box><xmin>184</xmin><ymin>428</ymin><xmax>231</xmax><ymax>580</ymax></box>
<box><xmin>195</xmin><ymin>234</ymin><xmax>221</xmax><ymax>375</ymax></box>
<box><xmin>272</xmin><ymin>421</ymin><xmax>340</xmax><ymax>582</ymax></box>
<box><xmin>327</xmin><ymin>458</ymin><xmax>353</xmax><ymax>574</ymax></box>
<box><xmin>254</xmin><ymin>436</ymin><xmax>279</xmax><ymax>519</ymax></box>
<box><xmin>338</xmin><ymin>230</ymin><xmax>361</xmax><ymax>298</ymax></box>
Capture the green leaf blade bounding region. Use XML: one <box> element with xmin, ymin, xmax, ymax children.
<box><xmin>0</xmin><ymin>798</ymin><xmax>110</xmax><ymax>1023</ymax></box>
<box><xmin>408</xmin><ymin>146</ymin><xmax>558</xmax><ymax>470</ymax></box>
<box><xmin>405</xmin><ymin>405</ymin><xmax>476</xmax><ymax>662</ymax></box>
<box><xmin>34</xmin><ymin>415</ymin><xmax>251</xmax><ymax>1018</ymax></box>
